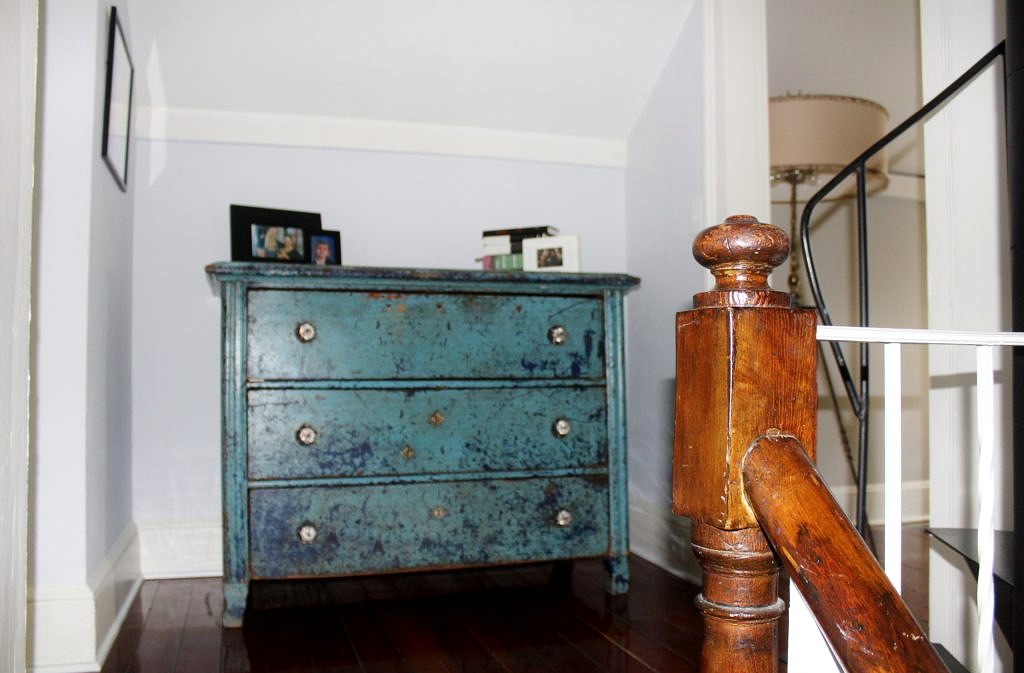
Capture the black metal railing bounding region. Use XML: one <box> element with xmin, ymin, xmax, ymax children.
<box><xmin>799</xmin><ymin>41</ymin><xmax>1006</xmax><ymax>538</ymax></box>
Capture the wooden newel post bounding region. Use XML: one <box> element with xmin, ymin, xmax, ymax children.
<box><xmin>673</xmin><ymin>215</ymin><xmax>819</xmax><ymax>672</ymax></box>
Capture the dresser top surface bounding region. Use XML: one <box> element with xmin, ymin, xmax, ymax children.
<box><xmin>205</xmin><ymin>262</ymin><xmax>640</xmax><ymax>292</ymax></box>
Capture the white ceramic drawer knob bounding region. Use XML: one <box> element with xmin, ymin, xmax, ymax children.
<box><xmin>555</xmin><ymin>509</ymin><xmax>573</xmax><ymax>527</ymax></box>
<box><xmin>548</xmin><ymin>325</ymin><xmax>568</xmax><ymax>345</ymax></box>
<box><xmin>296</xmin><ymin>425</ymin><xmax>317</xmax><ymax>446</ymax></box>
<box><xmin>552</xmin><ymin>417</ymin><xmax>572</xmax><ymax>438</ymax></box>
<box><xmin>297</xmin><ymin>523</ymin><xmax>318</xmax><ymax>544</ymax></box>
<box><xmin>296</xmin><ymin>321</ymin><xmax>317</xmax><ymax>343</ymax></box>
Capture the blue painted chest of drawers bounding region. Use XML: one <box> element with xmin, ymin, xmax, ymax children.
<box><xmin>206</xmin><ymin>263</ymin><xmax>639</xmax><ymax>626</ymax></box>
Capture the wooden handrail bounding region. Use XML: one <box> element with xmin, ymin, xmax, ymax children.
<box><xmin>673</xmin><ymin>215</ymin><xmax>947</xmax><ymax>672</ymax></box>
<box><xmin>743</xmin><ymin>434</ymin><xmax>945</xmax><ymax>672</ymax></box>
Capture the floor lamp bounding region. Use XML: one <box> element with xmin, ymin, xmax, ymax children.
<box><xmin>768</xmin><ymin>93</ymin><xmax>890</xmax><ymax>540</ymax></box>
<box><xmin>768</xmin><ymin>94</ymin><xmax>890</xmax><ymax>303</ymax></box>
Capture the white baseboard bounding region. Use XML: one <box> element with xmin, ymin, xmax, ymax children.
<box><xmin>627</xmin><ymin>481</ymin><xmax>928</xmax><ymax>583</ymax></box>
<box><xmin>27</xmin><ymin>585</ymin><xmax>98</xmax><ymax>673</ymax></box>
<box><xmin>137</xmin><ymin>519</ymin><xmax>222</xmax><ymax>579</ymax></box>
<box><xmin>28</xmin><ymin>523</ymin><xmax>141</xmax><ymax>673</ymax></box>
<box><xmin>628</xmin><ymin>494</ymin><xmax>702</xmax><ymax>584</ymax></box>
<box><xmin>829</xmin><ymin>480</ymin><xmax>930</xmax><ymax>526</ymax></box>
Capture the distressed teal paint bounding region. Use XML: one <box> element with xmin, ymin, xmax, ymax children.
<box><xmin>249</xmin><ymin>477</ymin><xmax>610</xmax><ymax>578</ymax></box>
<box><xmin>220</xmin><ymin>281</ymin><xmax>250</xmax><ymax>626</ymax></box>
<box><xmin>247</xmin><ymin>387</ymin><xmax>608</xmax><ymax>479</ymax></box>
<box><xmin>603</xmin><ymin>290</ymin><xmax>630</xmax><ymax>589</ymax></box>
<box><xmin>247</xmin><ymin>290</ymin><xmax>604</xmax><ymax>380</ymax></box>
<box><xmin>206</xmin><ymin>264</ymin><xmax>639</xmax><ymax>626</ymax></box>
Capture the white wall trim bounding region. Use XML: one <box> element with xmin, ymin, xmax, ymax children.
<box><xmin>138</xmin><ymin>519</ymin><xmax>222</xmax><ymax>579</ymax></box>
<box><xmin>829</xmin><ymin>480</ymin><xmax>930</xmax><ymax>526</ymax></box>
<box><xmin>135</xmin><ymin>106</ymin><xmax>627</xmax><ymax>169</ymax></box>
<box><xmin>27</xmin><ymin>585</ymin><xmax>97</xmax><ymax>673</ymax></box>
<box><xmin>701</xmin><ymin>0</ymin><xmax>771</xmax><ymax>226</ymax></box>
<box><xmin>629</xmin><ymin>480</ymin><xmax>927</xmax><ymax>585</ymax></box>
<box><xmin>628</xmin><ymin>495</ymin><xmax>702</xmax><ymax>584</ymax></box>
<box><xmin>28</xmin><ymin>524</ymin><xmax>141</xmax><ymax>673</ymax></box>
<box><xmin>0</xmin><ymin>0</ymin><xmax>37</xmax><ymax>671</ymax></box>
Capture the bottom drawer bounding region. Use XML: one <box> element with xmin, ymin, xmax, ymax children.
<box><xmin>248</xmin><ymin>476</ymin><xmax>610</xmax><ymax>578</ymax></box>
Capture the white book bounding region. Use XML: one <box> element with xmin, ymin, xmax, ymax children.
<box><xmin>481</xmin><ymin>234</ymin><xmax>512</xmax><ymax>255</ymax></box>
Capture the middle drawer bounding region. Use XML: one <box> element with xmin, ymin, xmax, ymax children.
<box><xmin>247</xmin><ymin>386</ymin><xmax>608</xmax><ymax>480</ymax></box>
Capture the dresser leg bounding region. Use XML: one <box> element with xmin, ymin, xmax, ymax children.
<box><xmin>606</xmin><ymin>554</ymin><xmax>630</xmax><ymax>594</ymax></box>
<box><xmin>222</xmin><ymin>581</ymin><xmax>249</xmax><ymax>628</ymax></box>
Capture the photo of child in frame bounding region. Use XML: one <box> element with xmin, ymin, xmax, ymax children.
<box><xmin>310</xmin><ymin>232</ymin><xmax>341</xmax><ymax>266</ymax></box>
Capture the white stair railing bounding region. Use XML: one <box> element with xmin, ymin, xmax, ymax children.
<box><xmin>786</xmin><ymin>325</ymin><xmax>1024</xmax><ymax>673</ymax></box>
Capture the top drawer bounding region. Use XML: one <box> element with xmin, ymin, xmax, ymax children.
<box><xmin>246</xmin><ymin>290</ymin><xmax>605</xmax><ymax>380</ymax></box>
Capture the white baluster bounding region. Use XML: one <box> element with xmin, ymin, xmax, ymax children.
<box><xmin>787</xmin><ymin>583</ymin><xmax>841</xmax><ymax>672</ymax></box>
<box><xmin>975</xmin><ymin>345</ymin><xmax>995</xmax><ymax>673</ymax></box>
<box><xmin>883</xmin><ymin>342</ymin><xmax>902</xmax><ymax>590</ymax></box>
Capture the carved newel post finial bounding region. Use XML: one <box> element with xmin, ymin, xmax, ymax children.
<box><xmin>691</xmin><ymin>214</ymin><xmax>792</xmax><ymax>309</ymax></box>
<box><xmin>675</xmin><ymin>214</ymin><xmax>818</xmax><ymax>673</ymax></box>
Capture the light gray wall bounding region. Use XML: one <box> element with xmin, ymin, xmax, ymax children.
<box><xmin>624</xmin><ymin>0</ymin><xmax>704</xmax><ymax>580</ymax></box>
<box><xmin>34</xmin><ymin>0</ymin><xmax>96</xmax><ymax>590</ymax></box>
<box><xmin>33</xmin><ymin>0</ymin><xmax>136</xmax><ymax>616</ymax></box>
<box><xmin>87</xmin><ymin>33</ymin><xmax>136</xmax><ymax>582</ymax></box>
<box><xmin>31</xmin><ymin>0</ymin><xmax>138</xmax><ymax>667</ymax></box>
<box><xmin>129</xmin><ymin>138</ymin><xmax>628</xmax><ymax>526</ymax></box>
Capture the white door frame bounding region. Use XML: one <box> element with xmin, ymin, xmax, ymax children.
<box><xmin>0</xmin><ymin>0</ymin><xmax>38</xmax><ymax>671</ymax></box>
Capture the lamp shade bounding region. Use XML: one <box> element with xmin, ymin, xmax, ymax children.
<box><xmin>769</xmin><ymin>94</ymin><xmax>890</xmax><ymax>203</ymax></box>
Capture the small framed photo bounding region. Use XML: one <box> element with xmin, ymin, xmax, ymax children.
<box><xmin>230</xmin><ymin>205</ymin><xmax>322</xmax><ymax>263</ymax></box>
<box><xmin>310</xmin><ymin>231</ymin><xmax>342</xmax><ymax>266</ymax></box>
<box><xmin>523</xmin><ymin>235</ymin><xmax>580</xmax><ymax>272</ymax></box>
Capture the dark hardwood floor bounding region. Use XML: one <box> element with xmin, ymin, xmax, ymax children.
<box><xmin>100</xmin><ymin>556</ymin><xmax>703</xmax><ymax>673</ymax></box>
<box><xmin>98</xmin><ymin>525</ymin><xmax>930</xmax><ymax>673</ymax></box>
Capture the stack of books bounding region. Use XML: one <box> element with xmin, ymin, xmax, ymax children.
<box><xmin>480</xmin><ymin>226</ymin><xmax>559</xmax><ymax>270</ymax></box>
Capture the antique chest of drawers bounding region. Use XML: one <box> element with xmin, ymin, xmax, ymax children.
<box><xmin>206</xmin><ymin>263</ymin><xmax>639</xmax><ymax>626</ymax></box>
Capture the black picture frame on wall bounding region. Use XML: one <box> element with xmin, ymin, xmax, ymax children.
<box><xmin>230</xmin><ymin>205</ymin><xmax>323</xmax><ymax>263</ymax></box>
<box><xmin>101</xmin><ymin>7</ymin><xmax>134</xmax><ymax>192</ymax></box>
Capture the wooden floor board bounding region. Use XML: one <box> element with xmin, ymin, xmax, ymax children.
<box><xmin>125</xmin><ymin>580</ymin><xmax>193</xmax><ymax>673</ymax></box>
<box><xmin>175</xmin><ymin>579</ymin><xmax>224</xmax><ymax>673</ymax></box>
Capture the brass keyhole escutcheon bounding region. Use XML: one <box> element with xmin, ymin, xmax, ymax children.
<box><xmin>401</xmin><ymin>445</ymin><xmax>416</xmax><ymax>460</ymax></box>
<box><xmin>428</xmin><ymin>411</ymin><xmax>445</xmax><ymax>426</ymax></box>
<box><xmin>430</xmin><ymin>506</ymin><xmax>449</xmax><ymax>520</ymax></box>
<box><xmin>296</xmin><ymin>322</ymin><xmax>317</xmax><ymax>343</ymax></box>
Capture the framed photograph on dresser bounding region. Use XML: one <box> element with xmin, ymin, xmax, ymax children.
<box><xmin>523</xmin><ymin>235</ymin><xmax>580</xmax><ymax>272</ymax></box>
<box><xmin>310</xmin><ymin>231</ymin><xmax>342</xmax><ymax>266</ymax></box>
<box><xmin>230</xmin><ymin>205</ymin><xmax>322</xmax><ymax>263</ymax></box>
